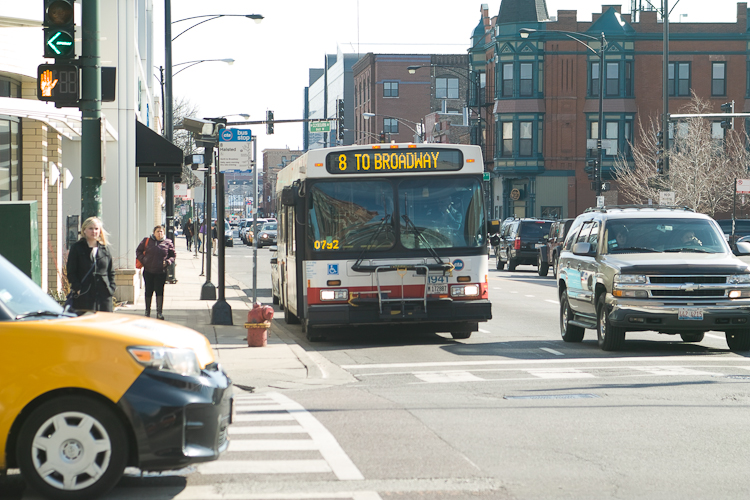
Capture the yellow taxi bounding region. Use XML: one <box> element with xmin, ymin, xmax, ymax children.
<box><xmin>0</xmin><ymin>254</ymin><xmax>232</xmax><ymax>499</ymax></box>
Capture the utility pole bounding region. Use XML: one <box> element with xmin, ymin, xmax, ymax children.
<box><xmin>80</xmin><ymin>0</ymin><xmax>102</xmax><ymax>219</ymax></box>
<box><xmin>662</xmin><ymin>0</ymin><xmax>670</xmax><ymax>175</ymax></box>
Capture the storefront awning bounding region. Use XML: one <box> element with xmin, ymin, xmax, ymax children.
<box><xmin>136</xmin><ymin>120</ymin><xmax>183</xmax><ymax>177</ymax></box>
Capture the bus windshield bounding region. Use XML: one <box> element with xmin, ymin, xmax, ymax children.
<box><xmin>306</xmin><ymin>177</ymin><xmax>485</xmax><ymax>252</ymax></box>
<box><xmin>399</xmin><ymin>178</ymin><xmax>485</xmax><ymax>249</ymax></box>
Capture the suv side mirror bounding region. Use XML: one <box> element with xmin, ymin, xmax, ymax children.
<box><xmin>572</xmin><ymin>242</ymin><xmax>595</xmax><ymax>256</ymax></box>
<box><xmin>736</xmin><ymin>241</ymin><xmax>750</xmax><ymax>255</ymax></box>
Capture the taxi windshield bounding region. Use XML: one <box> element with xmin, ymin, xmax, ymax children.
<box><xmin>0</xmin><ymin>255</ymin><xmax>64</xmax><ymax>320</ymax></box>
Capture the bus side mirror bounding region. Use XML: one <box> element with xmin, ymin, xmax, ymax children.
<box><xmin>281</xmin><ymin>187</ymin><xmax>295</xmax><ymax>206</ymax></box>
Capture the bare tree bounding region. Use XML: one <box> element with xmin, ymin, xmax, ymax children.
<box><xmin>172</xmin><ymin>95</ymin><xmax>202</xmax><ymax>188</ymax></box>
<box><xmin>613</xmin><ymin>94</ymin><xmax>749</xmax><ymax>217</ymax></box>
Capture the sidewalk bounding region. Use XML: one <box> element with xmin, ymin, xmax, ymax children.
<box><xmin>116</xmin><ymin>247</ymin><xmax>334</xmax><ymax>393</ymax></box>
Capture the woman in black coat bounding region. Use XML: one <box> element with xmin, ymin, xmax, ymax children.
<box><xmin>66</xmin><ymin>217</ymin><xmax>116</xmax><ymax>312</ymax></box>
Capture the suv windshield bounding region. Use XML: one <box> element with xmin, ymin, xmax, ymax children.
<box><xmin>520</xmin><ymin>221</ymin><xmax>552</xmax><ymax>239</ymax></box>
<box><xmin>604</xmin><ymin>218</ymin><xmax>728</xmax><ymax>254</ymax></box>
<box><xmin>0</xmin><ymin>255</ymin><xmax>64</xmax><ymax>320</ymax></box>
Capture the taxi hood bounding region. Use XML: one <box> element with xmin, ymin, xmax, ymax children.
<box><xmin>48</xmin><ymin>313</ymin><xmax>216</xmax><ymax>368</ymax></box>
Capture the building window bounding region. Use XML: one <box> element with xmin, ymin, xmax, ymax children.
<box><xmin>383</xmin><ymin>81</ymin><xmax>399</xmax><ymax>97</ymax></box>
<box><xmin>0</xmin><ymin>77</ymin><xmax>21</xmax><ymax>98</ymax></box>
<box><xmin>541</xmin><ymin>206</ymin><xmax>562</xmax><ymax>219</ymax></box>
<box><xmin>590</xmin><ymin>121</ymin><xmax>599</xmax><ymax>141</ymax></box>
<box><xmin>590</xmin><ymin>62</ymin><xmax>600</xmax><ymax>97</ymax></box>
<box><xmin>606</xmin><ymin>62</ymin><xmax>619</xmax><ymax>96</ymax></box>
<box><xmin>712</xmin><ymin>62</ymin><xmax>726</xmax><ymax>96</ymax></box>
<box><xmin>383</xmin><ymin>118</ymin><xmax>399</xmax><ymax>134</ymax></box>
<box><xmin>624</xmin><ymin>120</ymin><xmax>632</xmax><ymax>156</ymax></box>
<box><xmin>0</xmin><ymin>118</ymin><xmax>20</xmax><ymax>201</ymax></box>
<box><xmin>502</xmin><ymin>63</ymin><xmax>513</xmax><ymax>97</ymax></box>
<box><xmin>625</xmin><ymin>61</ymin><xmax>633</xmax><ymax>97</ymax></box>
<box><xmin>501</xmin><ymin>122</ymin><xmax>513</xmax><ymax>156</ymax></box>
<box><xmin>520</xmin><ymin>63</ymin><xmax>533</xmax><ymax>97</ymax></box>
<box><xmin>669</xmin><ymin>62</ymin><xmax>690</xmax><ymax>97</ymax></box>
<box><xmin>605</xmin><ymin>121</ymin><xmax>619</xmax><ymax>156</ymax></box>
<box><xmin>519</xmin><ymin>121</ymin><xmax>532</xmax><ymax>156</ymax></box>
<box><xmin>436</xmin><ymin>77</ymin><xmax>459</xmax><ymax>99</ymax></box>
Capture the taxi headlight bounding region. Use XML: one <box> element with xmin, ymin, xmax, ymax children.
<box><xmin>614</xmin><ymin>274</ymin><xmax>647</xmax><ymax>284</ymax></box>
<box><xmin>451</xmin><ymin>284</ymin><xmax>480</xmax><ymax>297</ymax></box>
<box><xmin>321</xmin><ymin>289</ymin><xmax>348</xmax><ymax>301</ymax></box>
<box><xmin>728</xmin><ymin>274</ymin><xmax>750</xmax><ymax>284</ymax></box>
<box><xmin>261</xmin><ymin>233</ymin><xmax>269</xmax><ymax>238</ymax></box>
<box><xmin>128</xmin><ymin>347</ymin><xmax>201</xmax><ymax>377</ymax></box>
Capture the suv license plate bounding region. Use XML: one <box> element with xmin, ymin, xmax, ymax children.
<box><xmin>678</xmin><ymin>308</ymin><xmax>704</xmax><ymax>320</ymax></box>
<box><xmin>427</xmin><ymin>284</ymin><xmax>448</xmax><ymax>295</ymax></box>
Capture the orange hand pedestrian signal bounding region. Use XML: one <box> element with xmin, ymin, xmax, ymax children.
<box><xmin>40</xmin><ymin>69</ymin><xmax>58</xmax><ymax>97</ymax></box>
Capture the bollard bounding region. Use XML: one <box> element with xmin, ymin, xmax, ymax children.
<box><xmin>244</xmin><ymin>302</ymin><xmax>274</xmax><ymax>347</ymax></box>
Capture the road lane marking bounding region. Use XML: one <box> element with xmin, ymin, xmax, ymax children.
<box><xmin>228</xmin><ymin>425</ymin><xmax>307</xmax><ymax>435</ymax></box>
<box><xmin>478</xmin><ymin>328</ymin><xmax>491</xmax><ymax>333</ymax></box>
<box><xmin>525</xmin><ymin>295</ymin><xmax>535</xmax><ymax>297</ymax></box>
<box><xmin>124</xmin><ymin>487</ymin><xmax>384</xmax><ymax>500</ymax></box>
<box><xmin>526</xmin><ymin>368</ymin><xmax>595</xmax><ymax>379</ymax></box>
<box><xmin>198</xmin><ymin>459</ymin><xmax>331</xmax><ymax>475</ymax></box>
<box><xmin>234</xmin><ymin>413</ymin><xmax>295</xmax><ymax>422</ymax></box>
<box><xmin>630</xmin><ymin>366</ymin><xmax>723</xmax><ymax>376</ymax></box>
<box><xmin>229</xmin><ymin>439</ymin><xmax>319</xmax><ymax>451</ymax></box>
<box><xmin>545</xmin><ymin>299</ymin><xmax>558</xmax><ymax>304</ymax></box>
<box><xmin>414</xmin><ymin>371</ymin><xmax>484</xmax><ymax>383</ymax></box>
<box><xmin>540</xmin><ymin>347</ymin><xmax>564</xmax><ymax>356</ymax></box>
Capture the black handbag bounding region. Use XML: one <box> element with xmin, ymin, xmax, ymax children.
<box><xmin>64</xmin><ymin>262</ymin><xmax>96</xmax><ymax>312</ymax></box>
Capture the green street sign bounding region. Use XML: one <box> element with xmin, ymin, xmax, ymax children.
<box><xmin>45</xmin><ymin>30</ymin><xmax>74</xmax><ymax>57</ymax></box>
<box><xmin>483</xmin><ymin>172</ymin><xmax>490</xmax><ymax>181</ymax></box>
<box><xmin>309</xmin><ymin>121</ymin><xmax>331</xmax><ymax>133</ymax></box>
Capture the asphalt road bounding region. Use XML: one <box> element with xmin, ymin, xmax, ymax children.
<box><xmin>9</xmin><ymin>238</ymin><xmax>750</xmax><ymax>499</ymax></box>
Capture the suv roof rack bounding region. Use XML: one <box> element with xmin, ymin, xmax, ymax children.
<box><xmin>584</xmin><ymin>205</ymin><xmax>694</xmax><ymax>213</ymax></box>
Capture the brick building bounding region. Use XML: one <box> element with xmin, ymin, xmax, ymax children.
<box><xmin>262</xmin><ymin>148</ymin><xmax>303</xmax><ymax>216</ymax></box>
<box><xmin>471</xmin><ymin>0</ymin><xmax>750</xmax><ymax>220</ymax></box>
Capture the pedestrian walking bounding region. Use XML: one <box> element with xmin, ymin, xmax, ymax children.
<box><xmin>136</xmin><ymin>225</ymin><xmax>176</xmax><ymax>320</ymax></box>
<box><xmin>211</xmin><ymin>222</ymin><xmax>218</xmax><ymax>256</ymax></box>
<box><xmin>198</xmin><ymin>220</ymin><xmax>206</xmax><ymax>253</ymax></box>
<box><xmin>184</xmin><ymin>218</ymin><xmax>194</xmax><ymax>251</ymax></box>
<box><xmin>66</xmin><ymin>216</ymin><xmax>116</xmax><ymax>312</ymax></box>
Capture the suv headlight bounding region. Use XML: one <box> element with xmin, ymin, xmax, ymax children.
<box><xmin>728</xmin><ymin>274</ymin><xmax>750</xmax><ymax>284</ymax></box>
<box><xmin>128</xmin><ymin>347</ymin><xmax>201</xmax><ymax>377</ymax></box>
<box><xmin>614</xmin><ymin>274</ymin><xmax>647</xmax><ymax>284</ymax></box>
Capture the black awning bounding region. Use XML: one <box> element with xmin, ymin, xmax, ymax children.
<box><xmin>136</xmin><ymin>120</ymin><xmax>183</xmax><ymax>177</ymax></box>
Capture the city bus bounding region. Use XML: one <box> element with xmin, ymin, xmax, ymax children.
<box><xmin>274</xmin><ymin>143</ymin><xmax>492</xmax><ymax>341</ymax></box>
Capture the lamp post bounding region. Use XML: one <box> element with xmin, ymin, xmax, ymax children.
<box><xmin>173</xmin><ymin>58</ymin><xmax>235</xmax><ymax>76</ymax></box>
<box><xmin>520</xmin><ymin>28</ymin><xmax>606</xmax><ymax>198</ymax></box>
<box><xmin>362</xmin><ymin>112</ymin><xmax>423</xmax><ymax>143</ymax></box>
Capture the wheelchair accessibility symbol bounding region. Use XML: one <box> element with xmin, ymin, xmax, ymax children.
<box><xmin>327</xmin><ymin>264</ymin><xmax>339</xmax><ymax>275</ymax></box>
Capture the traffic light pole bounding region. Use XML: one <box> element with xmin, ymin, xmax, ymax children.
<box><xmin>80</xmin><ymin>0</ymin><xmax>103</xmax><ymax>220</ymax></box>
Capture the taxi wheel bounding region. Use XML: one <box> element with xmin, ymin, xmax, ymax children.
<box><xmin>559</xmin><ymin>290</ymin><xmax>584</xmax><ymax>342</ymax></box>
<box><xmin>597</xmin><ymin>294</ymin><xmax>626</xmax><ymax>351</ymax></box>
<box><xmin>725</xmin><ymin>330</ymin><xmax>750</xmax><ymax>352</ymax></box>
<box><xmin>17</xmin><ymin>396</ymin><xmax>128</xmax><ymax>500</ymax></box>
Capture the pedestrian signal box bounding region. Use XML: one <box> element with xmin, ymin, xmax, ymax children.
<box><xmin>37</xmin><ymin>64</ymin><xmax>79</xmax><ymax>104</ymax></box>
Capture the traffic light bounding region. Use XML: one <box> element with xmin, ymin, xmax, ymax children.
<box><xmin>37</xmin><ymin>63</ymin><xmax>78</xmax><ymax>104</ymax></box>
<box><xmin>721</xmin><ymin>100</ymin><xmax>735</xmax><ymax>130</ymax></box>
<box><xmin>585</xmin><ymin>159</ymin><xmax>598</xmax><ymax>181</ymax></box>
<box><xmin>43</xmin><ymin>0</ymin><xmax>75</xmax><ymax>60</ymax></box>
<box><xmin>337</xmin><ymin>99</ymin><xmax>345</xmax><ymax>140</ymax></box>
<box><xmin>656</xmin><ymin>130</ymin><xmax>665</xmax><ymax>175</ymax></box>
<box><xmin>266</xmin><ymin>110</ymin><xmax>274</xmax><ymax>135</ymax></box>
<box><xmin>379</xmin><ymin>131</ymin><xmax>387</xmax><ymax>143</ymax></box>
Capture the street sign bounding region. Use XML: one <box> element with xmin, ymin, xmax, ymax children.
<box><xmin>174</xmin><ymin>183</ymin><xmax>188</xmax><ymax>197</ymax></box>
<box><xmin>483</xmin><ymin>172</ymin><xmax>490</xmax><ymax>182</ymax></box>
<box><xmin>596</xmin><ymin>196</ymin><xmax>605</xmax><ymax>208</ymax></box>
<box><xmin>309</xmin><ymin>121</ymin><xmax>331</xmax><ymax>133</ymax></box>
<box><xmin>659</xmin><ymin>191</ymin><xmax>676</xmax><ymax>206</ymax></box>
<box><xmin>737</xmin><ymin>179</ymin><xmax>750</xmax><ymax>194</ymax></box>
<box><xmin>219</xmin><ymin>128</ymin><xmax>252</xmax><ymax>171</ymax></box>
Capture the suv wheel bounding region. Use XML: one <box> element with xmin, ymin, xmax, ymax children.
<box><xmin>559</xmin><ymin>290</ymin><xmax>584</xmax><ymax>342</ymax></box>
<box><xmin>597</xmin><ymin>294</ymin><xmax>625</xmax><ymax>351</ymax></box>
<box><xmin>495</xmin><ymin>249</ymin><xmax>505</xmax><ymax>270</ymax></box>
<box><xmin>726</xmin><ymin>330</ymin><xmax>750</xmax><ymax>352</ymax></box>
<box><xmin>507</xmin><ymin>259</ymin><xmax>517</xmax><ymax>272</ymax></box>
<box><xmin>680</xmin><ymin>333</ymin><xmax>704</xmax><ymax>343</ymax></box>
<box><xmin>537</xmin><ymin>255</ymin><xmax>549</xmax><ymax>277</ymax></box>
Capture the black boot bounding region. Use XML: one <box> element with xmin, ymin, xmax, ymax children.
<box><xmin>156</xmin><ymin>295</ymin><xmax>164</xmax><ymax>320</ymax></box>
<box><xmin>145</xmin><ymin>295</ymin><xmax>152</xmax><ymax>317</ymax></box>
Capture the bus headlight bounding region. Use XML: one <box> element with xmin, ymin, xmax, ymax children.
<box><xmin>451</xmin><ymin>284</ymin><xmax>479</xmax><ymax>297</ymax></box>
<box><xmin>321</xmin><ymin>289</ymin><xmax>348</xmax><ymax>301</ymax></box>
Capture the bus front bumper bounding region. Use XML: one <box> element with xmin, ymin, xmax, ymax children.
<box><xmin>307</xmin><ymin>299</ymin><xmax>492</xmax><ymax>327</ymax></box>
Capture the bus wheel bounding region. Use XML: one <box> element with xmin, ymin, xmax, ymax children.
<box><xmin>450</xmin><ymin>331</ymin><xmax>472</xmax><ymax>340</ymax></box>
<box><xmin>306</xmin><ymin>324</ymin><xmax>326</xmax><ymax>342</ymax></box>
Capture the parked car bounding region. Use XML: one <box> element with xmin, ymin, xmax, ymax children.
<box><xmin>716</xmin><ymin>219</ymin><xmax>750</xmax><ymax>250</ymax></box>
<box><xmin>238</xmin><ymin>219</ymin><xmax>252</xmax><ymax>244</ymax></box>
<box><xmin>0</xmin><ymin>254</ymin><xmax>232</xmax><ymax>499</ymax></box>
<box><xmin>224</xmin><ymin>226</ymin><xmax>234</xmax><ymax>247</ymax></box>
<box><xmin>537</xmin><ymin>218</ymin><xmax>575</xmax><ymax>277</ymax></box>
<box><xmin>258</xmin><ymin>222</ymin><xmax>278</xmax><ymax>247</ymax></box>
<box><xmin>494</xmin><ymin>218</ymin><xmax>553</xmax><ymax>271</ymax></box>
<box><xmin>558</xmin><ymin>206</ymin><xmax>750</xmax><ymax>351</ymax></box>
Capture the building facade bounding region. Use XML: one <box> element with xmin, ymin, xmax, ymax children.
<box><xmin>471</xmin><ymin>0</ymin><xmax>750</xmax><ymax>220</ymax></box>
<box><xmin>262</xmin><ymin>148</ymin><xmax>303</xmax><ymax>217</ymax></box>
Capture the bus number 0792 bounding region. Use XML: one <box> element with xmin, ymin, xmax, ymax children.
<box><xmin>314</xmin><ymin>240</ymin><xmax>339</xmax><ymax>250</ymax></box>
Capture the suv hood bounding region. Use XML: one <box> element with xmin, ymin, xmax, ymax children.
<box><xmin>604</xmin><ymin>253</ymin><xmax>750</xmax><ymax>275</ymax></box>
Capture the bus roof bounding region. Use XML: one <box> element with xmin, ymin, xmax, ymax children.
<box><xmin>276</xmin><ymin>143</ymin><xmax>484</xmax><ymax>192</ymax></box>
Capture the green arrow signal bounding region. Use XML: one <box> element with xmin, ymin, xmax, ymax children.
<box><xmin>46</xmin><ymin>31</ymin><xmax>73</xmax><ymax>56</ymax></box>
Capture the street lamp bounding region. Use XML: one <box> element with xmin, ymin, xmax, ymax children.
<box><xmin>520</xmin><ymin>28</ymin><xmax>607</xmax><ymax>198</ymax></box>
<box><xmin>363</xmin><ymin>112</ymin><xmax>423</xmax><ymax>143</ymax></box>
<box><xmin>173</xmin><ymin>58</ymin><xmax>234</xmax><ymax>76</ymax></box>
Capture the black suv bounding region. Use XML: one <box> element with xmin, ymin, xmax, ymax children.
<box><xmin>537</xmin><ymin>218</ymin><xmax>574</xmax><ymax>277</ymax></box>
<box><xmin>558</xmin><ymin>206</ymin><xmax>750</xmax><ymax>351</ymax></box>
<box><xmin>495</xmin><ymin>218</ymin><xmax>553</xmax><ymax>271</ymax></box>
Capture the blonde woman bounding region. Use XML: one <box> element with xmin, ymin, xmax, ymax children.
<box><xmin>66</xmin><ymin>216</ymin><xmax>116</xmax><ymax>312</ymax></box>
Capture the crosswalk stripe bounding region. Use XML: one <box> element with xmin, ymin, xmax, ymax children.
<box><xmin>526</xmin><ymin>368</ymin><xmax>595</xmax><ymax>379</ymax></box>
<box><xmin>108</xmin><ymin>487</ymin><xmax>383</xmax><ymax>500</ymax></box>
<box><xmin>234</xmin><ymin>413</ymin><xmax>295</xmax><ymax>422</ymax></box>
<box><xmin>631</xmin><ymin>366</ymin><xmax>722</xmax><ymax>376</ymax></box>
<box><xmin>414</xmin><ymin>371</ymin><xmax>484</xmax><ymax>383</ymax></box>
<box><xmin>197</xmin><ymin>459</ymin><xmax>331</xmax><ymax>475</ymax></box>
<box><xmin>229</xmin><ymin>439</ymin><xmax>318</xmax><ymax>451</ymax></box>
<box><xmin>228</xmin><ymin>425</ymin><xmax>307</xmax><ymax>435</ymax></box>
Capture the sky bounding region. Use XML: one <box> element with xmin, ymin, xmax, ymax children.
<box><xmin>4</xmin><ymin>0</ymin><xmax>741</xmax><ymax>154</ymax></box>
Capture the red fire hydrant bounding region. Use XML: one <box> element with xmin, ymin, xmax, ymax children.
<box><xmin>245</xmin><ymin>302</ymin><xmax>274</xmax><ymax>347</ymax></box>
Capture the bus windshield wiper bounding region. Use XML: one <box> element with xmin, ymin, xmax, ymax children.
<box><xmin>401</xmin><ymin>213</ymin><xmax>446</xmax><ymax>267</ymax></box>
<box><xmin>15</xmin><ymin>310</ymin><xmax>74</xmax><ymax>320</ymax></box>
<box><xmin>353</xmin><ymin>213</ymin><xmax>392</xmax><ymax>271</ymax></box>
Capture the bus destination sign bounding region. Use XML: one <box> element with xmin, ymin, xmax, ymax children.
<box><xmin>326</xmin><ymin>149</ymin><xmax>463</xmax><ymax>174</ymax></box>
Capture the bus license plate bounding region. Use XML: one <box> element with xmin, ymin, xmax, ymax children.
<box><xmin>427</xmin><ymin>284</ymin><xmax>448</xmax><ymax>295</ymax></box>
<box><xmin>678</xmin><ymin>308</ymin><xmax>703</xmax><ymax>320</ymax></box>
